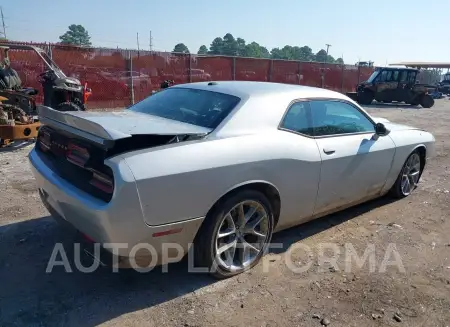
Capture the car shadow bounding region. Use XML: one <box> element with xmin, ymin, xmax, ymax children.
<box><xmin>270</xmin><ymin>195</ymin><xmax>396</xmax><ymax>254</ymax></box>
<box><xmin>0</xmin><ymin>139</ymin><xmax>35</xmax><ymax>152</ymax></box>
<box><xmin>0</xmin><ymin>196</ymin><xmax>396</xmax><ymax>326</ymax></box>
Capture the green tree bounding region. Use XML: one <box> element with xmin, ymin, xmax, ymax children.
<box><xmin>222</xmin><ymin>33</ymin><xmax>238</xmax><ymax>56</ymax></box>
<box><xmin>197</xmin><ymin>45</ymin><xmax>208</xmax><ymax>55</ymax></box>
<box><xmin>270</xmin><ymin>47</ymin><xmax>285</xmax><ymax>59</ymax></box>
<box><xmin>259</xmin><ymin>46</ymin><xmax>270</xmax><ymax>58</ymax></box>
<box><xmin>173</xmin><ymin>43</ymin><xmax>190</xmax><ymax>54</ymax></box>
<box><xmin>59</xmin><ymin>24</ymin><xmax>92</xmax><ymax>46</ymax></box>
<box><xmin>271</xmin><ymin>46</ymin><xmax>298</xmax><ymax>60</ymax></box>
<box><xmin>242</xmin><ymin>42</ymin><xmax>270</xmax><ymax>58</ymax></box>
<box><xmin>298</xmin><ymin>46</ymin><xmax>314</xmax><ymax>61</ymax></box>
<box><xmin>315</xmin><ymin>49</ymin><xmax>328</xmax><ymax>62</ymax></box>
<box><xmin>189</xmin><ymin>33</ymin><xmax>344</xmax><ymax>64</ymax></box>
<box><xmin>335</xmin><ymin>57</ymin><xmax>344</xmax><ymax>64</ymax></box>
<box><xmin>209</xmin><ymin>37</ymin><xmax>224</xmax><ymax>54</ymax></box>
<box><xmin>236</xmin><ymin>37</ymin><xmax>246</xmax><ymax>56</ymax></box>
<box><xmin>326</xmin><ymin>55</ymin><xmax>335</xmax><ymax>63</ymax></box>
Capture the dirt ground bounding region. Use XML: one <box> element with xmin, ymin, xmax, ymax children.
<box><xmin>0</xmin><ymin>100</ymin><xmax>449</xmax><ymax>327</ymax></box>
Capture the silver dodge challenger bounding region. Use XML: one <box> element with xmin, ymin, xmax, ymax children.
<box><xmin>29</xmin><ymin>81</ymin><xmax>435</xmax><ymax>278</ymax></box>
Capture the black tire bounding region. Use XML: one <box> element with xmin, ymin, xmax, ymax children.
<box><xmin>357</xmin><ymin>91</ymin><xmax>374</xmax><ymax>105</ymax></box>
<box><xmin>194</xmin><ymin>190</ymin><xmax>275</xmax><ymax>279</ymax></box>
<box><xmin>420</xmin><ymin>94</ymin><xmax>434</xmax><ymax>108</ymax></box>
<box><xmin>389</xmin><ymin>150</ymin><xmax>422</xmax><ymax>199</ymax></box>
<box><xmin>56</xmin><ymin>102</ymin><xmax>82</xmax><ymax>112</ymax></box>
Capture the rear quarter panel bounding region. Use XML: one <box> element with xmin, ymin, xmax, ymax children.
<box><xmin>120</xmin><ymin>130</ymin><xmax>322</xmax><ymax>229</ymax></box>
<box><xmin>381</xmin><ymin>129</ymin><xmax>435</xmax><ymax>193</ymax></box>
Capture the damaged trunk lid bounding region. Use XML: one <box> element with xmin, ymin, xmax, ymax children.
<box><xmin>37</xmin><ymin>105</ymin><xmax>212</xmax><ymax>150</ymax></box>
<box><xmin>35</xmin><ymin>106</ymin><xmax>211</xmax><ymax>202</ymax></box>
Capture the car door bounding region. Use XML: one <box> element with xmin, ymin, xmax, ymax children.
<box><xmin>310</xmin><ymin>99</ymin><xmax>396</xmax><ymax>215</ymax></box>
<box><xmin>398</xmin><ymin>70</ymin><xmax>410</xmax><ymax>100</ymax></box>
<box><xmin>399</xmin><ymin>70</ymin><xmax>418</xmax><ymax>103</ymax></box>
<box><xmin>376</xmin><ymin>70</ymin><xmax>397</xmax><ymax>101</ymax></box>
<box><xmin>277</xmin><ymin>101</ymin><xmax>322</xmax><ymax>228</ymax></box>
<box><xmin>389</xmin><ymin>70</ymin><xmax>401</xmax><ymax>101</ymax></box>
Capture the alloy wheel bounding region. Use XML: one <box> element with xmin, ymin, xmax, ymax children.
<box><xmin>401</xmin><ymin>153</ymin><xmax>421</xmax><ymax>196</ymax></box>
<box><xmin>214</xmin><ymin>200</ymin><xmax>270</xmax><ymax>271</ymax></box>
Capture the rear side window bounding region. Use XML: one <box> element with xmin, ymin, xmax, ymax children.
<box><xmin>392</xmin><ymin>71</ymin><xmax>399</xmax><ymax>81</ymax></box>
<box><xmin>280</xmin><ymin>102</ymin><xmax>313</xmax><ymax>136</ymax></box>
<box><xmin>399</xmin><ymin>71</ymin><xmax>408</xmax><ymax>82</ymax></box>
<box><xmin>407</xmin><ymin>71</ymin><xmax>417</xmax><ymax>83</ymax></box>
<box><xmin>129</xmin><ymin>88</ymin><xmax>240</xmax><ymax>129</ymax></box>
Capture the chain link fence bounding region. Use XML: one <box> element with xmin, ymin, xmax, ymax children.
<box><xmin>2</xmin><ymin>41</ymin><xmax>374</xmax><ymax>110</ymax></box>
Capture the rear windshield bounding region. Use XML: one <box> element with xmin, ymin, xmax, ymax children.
<box><xmin>129</xmin><ymin>88</ymin><xmax>241</xmax><ymax>129</ymax></box>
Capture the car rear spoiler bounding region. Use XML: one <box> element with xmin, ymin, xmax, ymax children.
<box><xmin>37</xmin><ymin>105</ymin><xmax>127</xmax><ymax>148</ymax></box>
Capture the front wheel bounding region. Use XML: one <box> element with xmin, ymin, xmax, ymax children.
<box><xmin>389</xmin><ymin>151</ymin><xmax>422</xmax><ymax>198</ymax></box>
<box><xmin>56</xmin><ymin>102</ymin><xmax>82</xmax><ymax>112</ymax></box>
<box><xmin>194</xmin><ymin>190</ymin><xmax>274</xmax><ymax>279</ymax></box>
<box><xmin>420</xmin><ymin>94</ymin><xmax>434</xmax><ymax>108</ymax></box>
<box><xmin>357</xmin><ymin>91</ymin><xmax>374</xmax><ymax>105</ymax></box>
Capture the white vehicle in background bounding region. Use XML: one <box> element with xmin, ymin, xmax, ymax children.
<box><xmin>118</xmin><ymin>71</ymin><xmax>151</xmax><ymax>88</ymax></box>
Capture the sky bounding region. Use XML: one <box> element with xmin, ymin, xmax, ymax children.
<box><xmin>2</xmin><ymin>0</ymin><xmax>449</xmax><ymax>65</ymax></box>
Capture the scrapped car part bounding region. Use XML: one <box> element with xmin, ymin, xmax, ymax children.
<box><xmin>0</xmin><ymin>43</ymin><xmax>92</xmax><ymax>113</ymax></box>
<box><xmin>437</xmin><ymin>72</ymin><xmax>450</xmax><ymax>95</ymax></box>
<box><xmin>0</xmin><ymin>95</ymin><xmax>40</xmax><ymax>147</ymax></box>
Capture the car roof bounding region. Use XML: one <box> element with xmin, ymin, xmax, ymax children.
<box><xmin>172</xmin><ymin>81</ymin><xmax>365</xmax><ymax>137</ymax></box>
<box><xmin>173</xmin><ymin>81</ymin><xmax>349</xmax><ymax>101</ymax></box>
<box><xmin>376</xmin><ymin>67</ymin><xmax>418</xmax><ymax>71</ymax></box>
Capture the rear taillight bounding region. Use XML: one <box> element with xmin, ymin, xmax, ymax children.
<box><xmin>89</xmin><ymin>170</ymin><xmax>114</xmax><ymax>194</ymax></box>
<box><xmin>66</xmin><ymin>143</ymin><xmax>90</xmax><ymax>168</ymax></box>
<box><xmin>39</xmin><ymin>130</ymin><xmax>51</xmax><ymax>152</ymax></box>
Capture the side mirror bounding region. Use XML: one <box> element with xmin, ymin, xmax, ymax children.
<box><xmin>375</xmin><ymin>122</ymin><xmax>389</xmax><ymax>136</ymax></box>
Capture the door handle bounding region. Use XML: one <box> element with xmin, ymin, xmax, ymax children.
<box><xmin>323</xmin><ymin>148</ymin><xmax>335</xmax><ymax>155</ymax></box>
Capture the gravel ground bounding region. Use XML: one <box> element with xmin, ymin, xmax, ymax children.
<box><xmin>0</xmin><ymin>100</ymin><xmax>449</xmax><ymax>327</ymax></box>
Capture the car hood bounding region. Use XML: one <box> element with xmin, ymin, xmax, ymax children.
<box><xmin>37</xmin><ymin>105</ymin><xmax>211</xmax><ymax>146</ymax></box>
<box><xmin>383</xmin><ymin>122</ymin><xmax>419</xmax><ymax>131</ymax></box>
<box><xmin>371</xmin><ymin>116</ymin><xmax>419</xmax><ymax>131</ymax></box>
<box><xmin>371</xmin><ymin>116</ymin><xmax>390</xmax><ymax>124</ymax></box>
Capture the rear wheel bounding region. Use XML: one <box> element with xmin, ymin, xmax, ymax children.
<box><xmin>194</xmin><ymin>190</ymin><xmax>274</xmax><ymax>279</ymax></box>
<box><xmin>56</xmin><ymin>102</ymin><xmax>82</xmax><ymax>112</ymax></box>
<box><xmin>357</xmin><ymin>91</ymin><xmax>374</xmax><ymax>105</ymax></box>
<box><xmin>420</xmin><ymin>94</ymin><xmax>434</xmax><ymax>108</ymax></box>
<box><xmin>389</xmin><ymin>150</ymin><xmax>422</xmax><ymax>198</ymax></box>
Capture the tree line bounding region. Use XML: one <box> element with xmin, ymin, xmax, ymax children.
<box><xmin>56</xmin><ymin>25</ymin><xmax>343</xmax><ymax>64</ymax></box>
<box><xmin>173</xmin><ymin>33</ymin><xmax>344</xmax><ymax>64</ymax></box>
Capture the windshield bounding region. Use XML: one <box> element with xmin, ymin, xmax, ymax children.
<box><xmin>366</xmin><ymin>70</ymin><xmax>379</xmax><ymax>83</ymax></box>
<box><xmin>39</xmin><ymin>51</ymin><xmax>66</xmax><ymax>77</ymax></box>
<box><xmin>129</xmin><ymin>88</ymin><xmax>241</xmax><ymax>129</ymax></box>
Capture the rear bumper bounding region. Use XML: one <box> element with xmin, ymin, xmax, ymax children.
<box><xmin>28</xmin><ymin>147</ymin><xmax>204</xmax><ymax>265</ymax></box>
